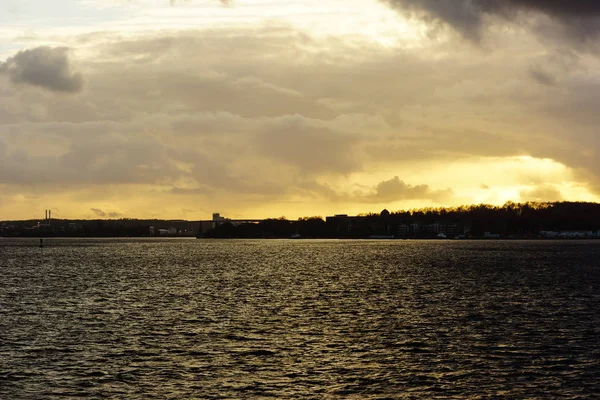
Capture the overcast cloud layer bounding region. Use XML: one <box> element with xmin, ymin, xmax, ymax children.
<box><xmin>1</xmin><ymin>1</ymin><xmax>599</xmax><ymax>219</ymax></box>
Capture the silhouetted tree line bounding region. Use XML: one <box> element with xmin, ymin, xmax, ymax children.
<box><xmin>4</xmin><ymin>201</ymin><xmax>600</xmax><ymax>238</ymax></box>
<box><xmin>203</xmin><ymin>202</ymin><xmax>600</xmax><ymax>239</ymax></box>
<box><xmin>204</xmin><ymin>217</ymin><xmax>327</xmax><ymax>239</ymax></box>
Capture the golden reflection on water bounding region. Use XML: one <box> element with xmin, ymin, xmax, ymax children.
<box><xmin>1</xmin><ymin>239</ymin><xmax>600</xmax><ymax>398</ymax></box>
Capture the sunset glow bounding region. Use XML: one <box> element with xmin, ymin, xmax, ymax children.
<box><xmin>2</xmin><ymin>0</ymin><xmax>600</xmax><ymax>220</ymax></box>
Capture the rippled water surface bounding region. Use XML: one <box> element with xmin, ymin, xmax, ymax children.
<box><xmin>1</xmin><ymin>238</ymin><xmax>600</xmax><ymax>399</ymax></box>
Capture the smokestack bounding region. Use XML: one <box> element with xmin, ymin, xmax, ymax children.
<box><xmin>49</xmin><ymin>210</ymin><xmax>51</xmax><ymax>224</ymax></box>
<box><xmin>45</xmin><ymin>210</ymin><xmax>48</xmax><ymax>221</ymax></box>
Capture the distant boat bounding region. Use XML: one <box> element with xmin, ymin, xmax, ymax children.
<box><xmin>436</xmin><ymin>233</ymin><xmax>447</xmax><ymax>239</ymax></box>
<box><xmin>290</xmin><ymin>233</ymin><xmax>301</xmax><ymax>239</ymax></box>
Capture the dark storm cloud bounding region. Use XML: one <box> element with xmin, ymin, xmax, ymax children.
<box><xmin>382</xmin><ymin>0</ymin><xmax>600</xmax><ymax>40</ymax></box>
<box><xmin>511</xmin><ymin>1</ymin><xmax>600</xmax><ymax>17</ymax></box>
<box><xmin>0</xmin><ymin>47</ymin><xmax>83</xmax><ymax>93</ymax></box>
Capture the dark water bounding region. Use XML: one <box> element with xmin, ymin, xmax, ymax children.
<box><xmin>1</xmin><ymin>239</ymin><xmax>600</xmax><ymax>399</ymax></box>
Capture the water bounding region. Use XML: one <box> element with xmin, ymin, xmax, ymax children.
<box><xmin>1</xmin><ymin>238</ymin><xmax>600</xmax><ymax>399</ymax></box>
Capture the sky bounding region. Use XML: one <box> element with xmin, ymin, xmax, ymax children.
<box><xmin>1</xmin><ymin>0</ymin><xmax>600</xmax><ymax>220</ymax></box>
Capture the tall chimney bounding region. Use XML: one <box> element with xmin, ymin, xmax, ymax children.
<box><xmin>49</xmin><ymin>210</ymin><xmax>51</xmax><ymax>224</ymax></box>
<box><xmin>45</xmin><ymin>210</ymin><xmax>48</xmax><ymax>221</ymax></box>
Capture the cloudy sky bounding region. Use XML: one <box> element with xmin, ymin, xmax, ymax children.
<box><xmin>1</xmin><ymin>0</ymin><xmax>600</xmax><ymax>220</ymax></box>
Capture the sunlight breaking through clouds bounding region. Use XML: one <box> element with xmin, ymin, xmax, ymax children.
<box><xmin>1</xmin><ymin>1</ymin><xmax>600</xmax><ymax>219</ymax></box>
